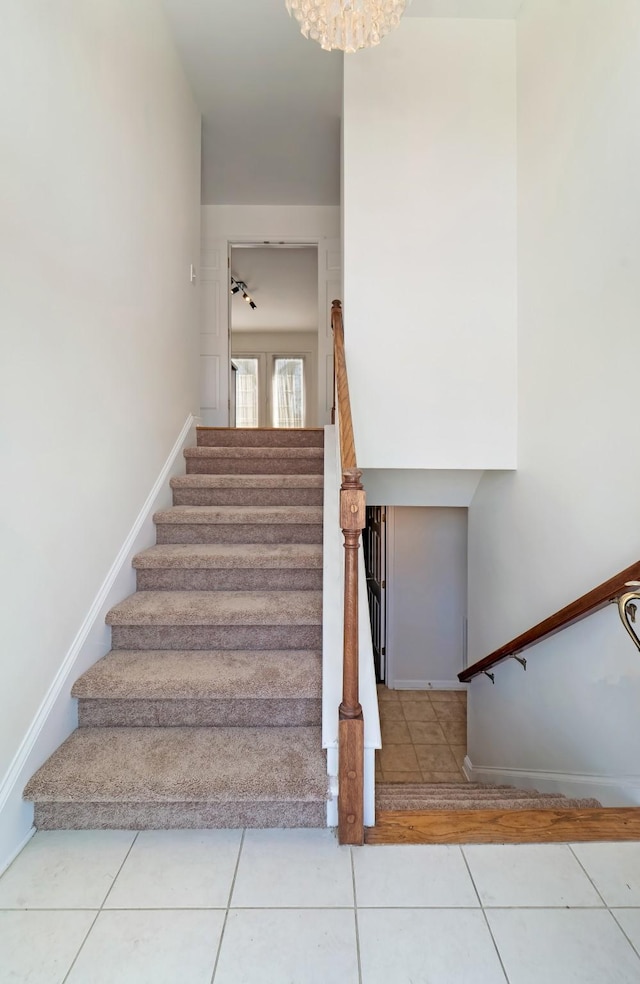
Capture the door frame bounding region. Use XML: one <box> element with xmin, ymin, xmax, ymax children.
<box><xmin>228</xmin><ymin>241</ymin><xmax>319</xmax><ymax>427</ymax></box>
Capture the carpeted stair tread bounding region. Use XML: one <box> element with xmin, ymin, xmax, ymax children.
<box><xmin>377</xmin><ymin>783</ymin><xmax>560</xmax><ymax>798</ymax></box>
<box><xmin>196</xmin><ymin>427</ymin><xmax>324</xmax><ymax>448</ymax></box>
<box><xmin>133</xmin><ymin>544</ymin><xmax>323</xmax><ymax>570</ymax></box>
<box><xmin>376</xmin><ymin>782</ymin><xmax>602</xmax><ymax>811</ymax></box>
<box><xmin>72</xmin><ymin>650</ymin><xmax>322</xmax><ymax>700</ymax></box>
<box><xmin>153</xmin><ymin>505</ymin><xmax>323</xmax><ymax>525</ymax></box>
<box><xmin>185</xmin><ymin>447</ymin><xmax>323</xmax><ymax>459</ymax></box>
<box><xmin>24</xmin><ymin>727</ymin><xmax>328</xmax><ymax>804</ymax></box>
<box><xmin>106</xmin><ymin>591</ymin><xmax>322</xmax><ymax>626</ymax></box>
<box><xmin>171</xmin><ymin>475</ymin><xmax>323</xmax><ymax>489</ymax></box>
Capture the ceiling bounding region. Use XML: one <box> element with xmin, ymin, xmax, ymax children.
<box><xmin>162</xmin><ymin>0</ymin><xmax>524</xmax><ymax>207</ymax></box>
<box><xmin>230</xmin><ymin>247</ymin><xmax>318</xmax><ymax>332</ymax></box>
<box><xmin>162</xmin><ymin>0</ymin><xmax>343</xmax><ymax>207</ymax></box>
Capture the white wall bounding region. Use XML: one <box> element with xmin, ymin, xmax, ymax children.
<box><xmin>466</xmin><ymin>0</ymin><xmax>640</xmax><ymax>804</ymax></box>
<box><xmin>387</xmin><ymin>508</ymin><xmax>468</xmax><ymax>689</ymax></box>
<box><xmin>0</xmin><ymin>0</ymin><xmax>200</xmax><ymax>827</ymax></box>
<box><xmin>232</xmin><ymin>331</ymin><xmax>319</xmax><ymax>427</ymax></box>
<box><xmin>202</xmin><ymin>206</ymin><xmax>340</xmax><ymax>243</ymax></box>
<box><xmin>343</xmin><ymin>18</ymin><xmax>517</xmax><ymax>471</ymax></box>
<box><xmin>364</xmin><ymin>470</ymin><xmax>482</xmax><ymax>507</ymax></box>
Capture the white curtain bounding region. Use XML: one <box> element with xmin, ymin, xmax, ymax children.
<box><xmin>234</xmin><ymin>359</ymin><xmax>259</xmax><ymax>428</ymax></box>
<box><xmin>273</xmin><ymin>358</ymin><xmax>304</xmax><ymax>428</ymax></box>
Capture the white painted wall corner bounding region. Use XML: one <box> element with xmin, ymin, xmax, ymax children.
<box><xmin>0</xmin><ymin>414</ymin><xmax>199</xmax><ymax>873</ymax></box>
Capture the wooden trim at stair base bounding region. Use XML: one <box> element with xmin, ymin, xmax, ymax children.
<box><xmin>365</xmin><ymin>808</ymin><xmax>640</xmax><ymax>844</ymax></box>
<box><xmin>338</xmin><ymin>717</ymin><xmax>365</xmax><ymax>846</ymax></box>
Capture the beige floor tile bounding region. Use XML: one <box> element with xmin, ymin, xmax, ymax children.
<box><xmin>401</xmin><ymin>701</ymin><xmax>437</xmax><ymax>722</ymax></box>
<box><xmin>398</xmin><ymin>690</ymin><xmax>432</xmax><ymax>701</ymax></box>
<box><xmin>439</xmin><ymin>721</ymin><xmax>467</xmax><ymax>743</ymax></box>
<box><xmin>414</xmin><ymin>745</ymin><xmax>459</xmax><ymax>772</ymax></box>
<box><xmin>377</xmin><ymin>685</ymin><xmax>399</xmax><ymax>701</ymax></box>
<box><xmin>382</xmin><ymin>771</ymin><xmax>424</xmax><ymax>783</ymax></box>
<box><xmin>422</xmin><ymin>771</ymin><xmax>466</xmax><ymax>783</ymax></box>
<box><xmin>381</xmin><ymin>720</ymin><xmax>412</xmax><ymax>744</ymax></box>
<box><xmin>406</xmin><ymin>721</ymin><xmax>448</xmax><ymax>744</ymax></box>
<box><xmin>379</xmin><ymin>744</ymin><xmax>420</xmax><ymax>773</ymax></box>
<box><xmin>456</xmin><ymin>691</ymin><xmax>468</xmax><ymax>703</ymax></box>
<box><xmin>428</xmin><ymin>691</ymin><xmax>460</xmax><ymax>702</ymax></box>
<box><xmin>433</xmin><ymin>703</ymin><xmax>467</xmax><ymax>722</ymax></box>
<box><xmin>379</xmin><ymin>702</ymin><xmax>405</xmax><ymax>722</ymax></box>
<box><xmin>450</xmin><ymin>745</ymin><xmax>467</xmax><ymax>768</ymax></box>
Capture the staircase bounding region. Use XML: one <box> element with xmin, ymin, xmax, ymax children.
<box><xmin>367</xmin><ymin>687</ymin><xmax>640</xmax><ymax>844</ymax></box>
<box><xmin>25</xmin><ymin>428</ymin><xmax>329</xmax><ymax>829</ymax></box>
<box><xmin>376</xmin><ymin>782</ymin><xmax>601</xmax><ymax>811</ymax></box>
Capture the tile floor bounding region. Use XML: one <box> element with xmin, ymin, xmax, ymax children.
<box><xmin>376</xmin><ymin>685</ymin><xmax>467</xmax><ymax>783</ymax></box>
<box><xmin>2</xmin><ymin>828</ymin><xmax>640</xmax><ymax>982</ymax></box>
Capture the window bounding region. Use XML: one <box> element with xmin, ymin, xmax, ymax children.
<box><xmin>272</xmin><ymin>357</ymin><xmax>305</xmax><ymax>428</ymax></box>
<box><xmin>234</xmin><ymin>357</ymin><xmax>259</xmax><ymax>428</ymax></box>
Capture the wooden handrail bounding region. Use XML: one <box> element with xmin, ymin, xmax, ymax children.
<box><xmin>459</xmin><ymin>559</ymin><xmax>640</xmax><ymax>683</ymax></box>
<box><xmin>332</xmin><ymin>300</ymin><xmax>366</xmax><ymax>846</ymax></box>
<box><xmin>332</xmin><ymin>301</ymin><xmax>357</xmax><ymax>473</ymax></box>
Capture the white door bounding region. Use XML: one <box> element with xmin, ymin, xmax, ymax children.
<box><xmin>317</xmin><ymin>238</ymin><xmax>342</xmax><ymax>426</ymax></box>
<box><xmin>199</xmin><ymin>238</ymin><xmax>230</xmax><ymax>425</ymax></box>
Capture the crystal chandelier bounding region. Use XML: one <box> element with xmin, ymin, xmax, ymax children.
<box><xmin>285</xmin><ymin>0</ymin><xmax>408</xmax><ymax>54</ymax></box>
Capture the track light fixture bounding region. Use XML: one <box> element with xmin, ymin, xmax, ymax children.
<box><xmin>230</xmin><ymin>276</ymin><xmax>257</xmax><ymax>309</ymax></box>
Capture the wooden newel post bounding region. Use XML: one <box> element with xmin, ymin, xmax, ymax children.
<box><xmin>338</xmin><ymin>467</ymin><xmax>366</xmax><ymax>845</ymax></box>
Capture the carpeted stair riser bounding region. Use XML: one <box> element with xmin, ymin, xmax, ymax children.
<box><xmin>184</xmin><ymin>448</ymin><xmax>324</xmax><ymax>476</ymax></box>
<box><xmin>376</xmin><ymin>783</ymin><xmax>602</xmax><ymax>811</ymax></box>
<box><xmin>155</xmin><ymin>523</ymin><xmax>323</xmax><ymax>545</ymax></box>
<box><xmin>132</xmin><ymin>544</ymin><xmax>323</xmax><ymax>589</ymax></box>
<box><xmin>377</xmin><ymin>797</ymin><xmax>602</xmax><ymax>811</ymax></box>
<box><xmin>172</xmin><ymin>487</ymin><xmax>323</xmax><ymax>506</ymax></box>
<box><xmin>154</xmin><ymin>504</ymin><xmax>322</xmax><ymax>524</ymax></box>
<box><xmin>196</xmin><ymin>428</ymin><xmax>324</xmax><ymax>448</ymax></box>
<box><xmin>34</xmin><ymin>801</ymin><xmax>326</xmax><ymax>830</ymax></box>
<box><xmin>170</xmin><ymin>475</ymin><xmax>323</xmax><ymax>508</ymax></box>
<box><xmin>186</xmin><ymin>456</ymin><xmax>324</xmax><ymax>475</ymax></box>
<box><xmin>377</xmin><ymin>784</ymin><xmax>565</xmax><ymax>800</ymax></box>
<box><xmin>136</xmin><ymin>569</ymin><xmax>323</xmax><ymax>591</ymax></box>
<box><xmin>111</xmin><ymin>625</ymin><xmax>323</xmax><ymax>650</ymax></box>
<box><xmin>78</xmin><ymin>697</ymin><xmax>322</xmax><ymax>728</ymax></box>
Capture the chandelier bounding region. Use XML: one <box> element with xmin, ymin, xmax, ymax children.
<box><xmin>285</xmin><ymin>0</ymin><xmax>409</xmax><ymax>53</ymax></box>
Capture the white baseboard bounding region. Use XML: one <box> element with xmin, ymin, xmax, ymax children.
<box><xmin>391</xmin><ymin>680</ymin><xmax>468</xmax><ymax>691</ymax></box>
<box><xmin>0</xmin><ymin>414</ymin><xmax>199</xmax><ymax>873</ymax></box>
<box><xmin>464</xmin><ymin>756</ymin><xmax>640</xmax><ymax>807</ymax></box>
